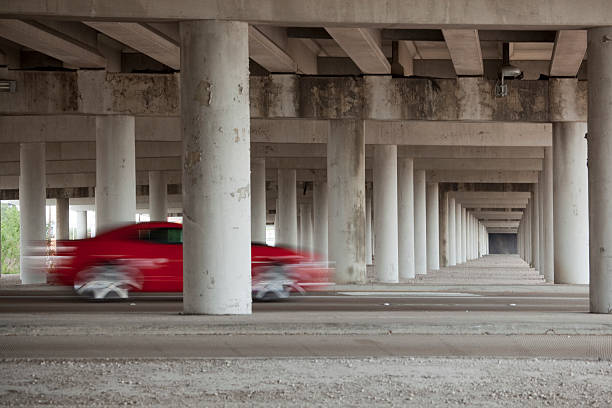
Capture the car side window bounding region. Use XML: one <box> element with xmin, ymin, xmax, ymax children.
<box><xmin>137</xmin><ymin>228</ymin><xmax>182</xmax><ymax>244</ymax></box>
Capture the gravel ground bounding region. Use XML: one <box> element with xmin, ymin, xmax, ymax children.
<box><xmin>1</xmin><ymin>357</ymin><xmax>611</xmax><ymax>407</ymax></box>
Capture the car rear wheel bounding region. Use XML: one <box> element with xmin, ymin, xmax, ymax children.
<box><xmin>74</xmin><ymin>262</ymin><xmax>141</xmax><ymax>300</ymax></box>
<box><xmin>252</xmin><ymin>265</ymin><xmax>293</xmax><ymax>301</ymax></box>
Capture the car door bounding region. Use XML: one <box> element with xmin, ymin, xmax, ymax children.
<box><xmin>131</xmin><ymin>226</ymin><xmax>183</xmax><ymax>292</ymax></box>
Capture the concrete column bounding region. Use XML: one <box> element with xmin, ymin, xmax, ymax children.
<box><xmin>525</xmin><ymin>200</ymin><xmax>532</xmax><ymax>265</ymax></box>
<box><xmin>448</xmin><ymin>197</ymin><xmax>456</xmax><ymax>266</ymax></box>
<box><xmin>538</xmin><ymin>173</ymin><xmax>545</xmax><ymax>275</ymax></box>
<box><xmin>516</xmin><ymin>223</ymin><xmax>523</xmax><ymax>259</ymax></box>
<box><xmin>148</xmin><ymin>171</ymin><xmax>167</xmax><ymax>222</ymax></box>
<box><xmin>55</xmin><ymin>198</ymin><xmax>69</xmax><ymax>240</ymax></box>
<box><xmin>455</xmin><ymin>203</ymin><xmax>462</xmax><ymax>264</ymax></box>
<box><xmin>461</xmin><ymin>207</ymin><xmax>467</xmax><ymax>263</ymax></box>
<box><xmin>76</xmin><ymin>211</ymin><xmax>87</xmax><ymax>239</ymax></box>
<box><xmin>274</xmin><ymin>199</ymin><xmax>280</xmax><ymax>245</ymax></box>
<box><xmin>328</xmin><ymin>120</ymin><xmax>366</xmax><ymax>284</ymax></box>
<box><xmin>365</xmin><ymin>186</ymin><xmax>373</xmax><ymax>265</ymax></box>
<box><xmin>471</xmin><ymin>216</ymin><xmax>475</xmax><ymax>259</ymax></box>
<box><xmin>313</xmin><ymin>180</ymin><xmax>328</xmax><ymax>258</ymax></box>
<box><xmin>426</xmin><ymin>182</ymin><xmax>440</xmax><ymax>271</ymax></box>
<box><xmin>19</xmin><ymin>143</ymin><xmax>46</xmax><ymax>284</ymax></box>
<box><xmin>588</xmin><ymin>27</ymin><xmax>612</xmax><ymax>312</ymax></box>
<box><xmin>180</xmin><ymin>20</ymin><xmax>251</xmax><ymax>315</ymax></box>
<box><xmin>440</xmin><ymin>192</ymin><xmax>449</xmax><ymax>267</ymax></box>
<box><xmin>276</xmin><ymin>169</ymin><xmax>298</xmax><ymax>248</ymax></box>
<box><xmin>95</xmin><ymin>116</ymin><xmax>136</xmax><ymax>234</ymax></box>
<box><xmin>542</xmin><ymin>146</ymin><xmax>554</xmax><ymax>281</ymax></box>
<box><xmin>398</xmin><ymin>158</ymin><xmax>415</xmax><ymax>279</ymax></box>
<box><xmin>250</xmin><ymin>158</ymin><xmax>266</xmax><ymax>243</ymax></box>
<box><xmin>373</xmin><ymin>145</ymin><xmax>399</xmax><ymax>283</ymax></box>
<box><xmin>299</xmin><ymin>203</ymin><xmax>313</xmax><ymax>252</ymax></box>
<box><xmin>414</xmin><ymin>170</ymin><xmax>427</xmax><ymax>275</ymax></box>
<box><xmin>479</xmin><ymin>223</ymin><xmax>483</xmax><ymax>257</ymax></box>
<box><xmin>530</xmin><ymin>184</ymin><xmax>541</xmax><ymax>271</ymax></box>
<box><xmin>553</xmin><ymin>122</ymin><xmax>589</xmax><ymax>284</ymax></box>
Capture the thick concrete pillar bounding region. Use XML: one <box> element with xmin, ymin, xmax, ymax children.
<box><xmin>373</xmin><ymin>145</ymin><xmax>399</xmax><ymax>283</ymax></box>
<box><xmin>276</xmin><ymin>169</ymin><xmax>298</xmax><ymax>248</ymax></box>
<box><xmin>553</xmin><ymin>122</ymin><xmax>589</xmax><ymax>284</ymax></box>
<box><xmin>542</xmin><ymin>146</ymin><xmax>555</xmax><ymax>281</ymax></box>
<box><xmin>461</xmin><ymin>207</ymin><xmax>467</xmax><ymax>263</ymax></box>
<box><xmin>455</xmin><ymin>203</ymin><xmax>462</xmax><ymax>264</ymax></box>
<box><xmin>55</xmin><ymin>198</ymin><xmax>69</xmax><ymax>240</ymax></box>
<box><xmin>398</xmin><ymin>158</ymin><xmax>415</xmax><ymax>279</ymax></box>
<box><xmin>95</xmin><ymin>116</ymin><xmax>136</xmax><ymax>234</ymax></box>
<box><xmin>250</xmin><ymin>158</ymin><xmax>266</xmax><ymax>243</ymax></box>
<box><xmin>313</xmin><ymin>179</ymin><xmax>328</xmax><ymax>258</ymax></box>
<box><xmin>180</xmin><ymin>20</ymin><xmax>251</xmax><ymax>315</ymax></box>
<box><xmin>588</xmin><ymin>27</ymin><xmax>612</xmax><ymax>312</ymax></box>
<box><xmin>426</xmin><ymin>182</ymin><xmax>440</xmax><ymax>271</ymax></box>
<box><xmin>148</xmin><ymin>171</ymin><xmax>167</xmax><ymax>222</ymax></box>
<box><xmin>76</xmin><ymin>211</ymin><xmax>87</xmax><ymax>239</ymax></box>
<box><xmin>19</xmin><ymin>143</ymin><xmax>46</xmax><ymax>284</ymax></box>
<box><xmin>448</xmin><ymin>197</ymin><xmax>456</xmax><ymax>266</ymax></box>
<box><xmin>414</xmin><ymin>170</ymin><xmax>427</xmax><ymax>275</ymax></box>
<box><xmin>299</xmin><ymin>203</ymin><xmax>313</xmax><ymax>252</ymax></box>
<box><xmin>365</xmin><ymin>187</ymin><xmax>373</xmax><ymax>265</ymax></box>
<box><xmin>328</xmin><ymin>120</ymin><xmax>366</xmax><ymax>284</ymax></box>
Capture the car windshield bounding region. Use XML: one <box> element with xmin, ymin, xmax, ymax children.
<box><xmin>137</xmin><ymin>228</ymin><xmax>183</xmax><ymax>244</ymax></box>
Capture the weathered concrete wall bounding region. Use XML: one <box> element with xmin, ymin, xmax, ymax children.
<box><xmin>489</xmin><ymin>233</ymin><xmax>518</xmax><ymax>254</ymax></box>
<box><xmin>0</xmin><ymin>70</ymin><xmax>579</xmax><ymax>122</ymax></box>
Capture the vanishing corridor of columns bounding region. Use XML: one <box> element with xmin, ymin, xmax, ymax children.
<box><xmin>0</xmin><ymin>9</ymin><xmax>609</xmax><ymax>314</ymax></box>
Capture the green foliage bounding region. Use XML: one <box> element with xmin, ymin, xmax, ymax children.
<box><xmin>1</xmin><ymin>203</ymin><xmax>20</xmax><ymax>274</ymax></box>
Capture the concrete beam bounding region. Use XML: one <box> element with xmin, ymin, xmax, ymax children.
<box><xmin>0</xmin><ymin>72</ymin><xmax>565</xmax><ymax>122</ymax></box>
<box><xmin>399</xmin><ymin>146</ymin><xmax>545</xmax><ymax>159</ymax></box>
<box><xmin>461</xmin><ymin>202</ymin><xmax>528</xmax><ymax>209</ymax></box>
<box><xmin>441</xmin><ymin>29</ymin><xmax>483</xmax><ymax>76</ymax></box>
<box><xmin>0</xmin><ymin>19</ymin><xmax>105</xmax><ymax>68</ymax></box>
<box><xmin>449</xmin><ymin>192</ymin><xmax>532</xmax><ymax>200</ymax></box>
<box><xmin>415</xmin><ymin>158</ymin><xmax>542</xmax><ymax>171</ymax></box>
<box><xmin>0</xmin><ymin>143</ymin><xmax>547</xmax><ymax>162</ymax></box>
<box><xmin>397</xmin><ymin>41</ymin><xmax>417</xmax><ymax>76</ymax></box>
<box><xmin>482</xmin><ymin>220</ymin><xmax>521</xmax><ymax>228</ymax></box>
<box><xmin>487</xmin><ymin>228</ymin><xmax>518</xmax><ymax>234</ymax></box>
<box><xmin>549</xmin><ymin>30</ymin><xmax>587</xmax><ymax>77</ymax></box>
<box><xmin>472</xmin><ymin>211</ymin><xmax>523</xmax><ymax>220</ymax></box>
<box><xmin>427</xmin><ymin>170</ymin><xmax>539</xmax><ymax>183</ymax></box>
<box><xmin>84</xmin><ymin>22</ymin><xmax>180</xmax><ymax>70</ymax></box>
<box><xmin>3</xmin><ymin>1</ymin><xmax>612</xmax><ymax>28</ymax></box>
<box><xmin>365</xmin><ymin>121</ymin><xmax>552</xmax><ymax>146</ymax></box>
<box><xmin>249</xmin><ymin>25</ymin><xmax>297</xmax><ymax>73</ymax></box>
<box><xmin>0</xmin><ymin>116</ymin><xmax>552</xmax><ymax>148</ymax></box>
<box><xmin>324</xmin><ymin>28</ymin><xmax>390</xmax><ymax>74</ymax></box>
<box><xmin>0</xmin><ymin>171</ymin><xmax>182</xmax><ymax>190</ymax></box>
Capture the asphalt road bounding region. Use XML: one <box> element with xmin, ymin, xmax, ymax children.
<box><xmin>0</xmin><ymin>289</ymin><xmax>589</xmax><ymax>313</ymax></box>
<box><xmin>3</xmin><ymin>289</ymin><xmax>607</xmax><ymax>360</ymax></box>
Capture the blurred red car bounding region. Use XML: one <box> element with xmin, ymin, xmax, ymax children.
<box><xmin>49</xmin><ymin>222</ymin><xmax>331</xmax><ymax>300</ymax></box>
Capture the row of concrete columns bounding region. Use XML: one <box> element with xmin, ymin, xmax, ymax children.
<box><xmin>516</xmin><ymin>122</ymin><xmax>589</xmax><ymax>289</ymax></box>
<box><xmin>14</xmin><ymin>22</ymin><xmax>612</xmax><ymax>313</ymax></box>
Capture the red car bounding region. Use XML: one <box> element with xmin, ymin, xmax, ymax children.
<box><xmin>49</xmin><ymin>222</ymin><xmax>331</xmax><ymax>300</ymax></box>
